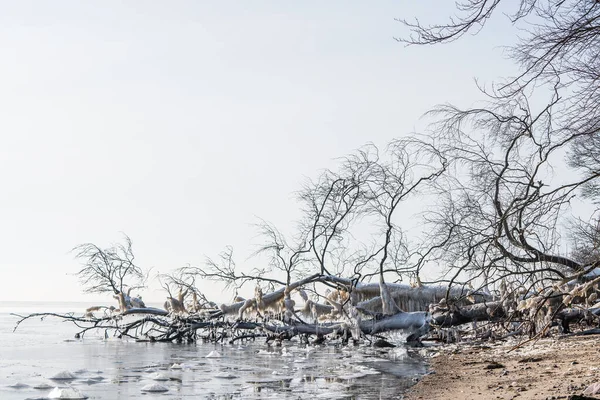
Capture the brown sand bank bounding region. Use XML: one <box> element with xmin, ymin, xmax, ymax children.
<box><xmin>406</xmin><ymin>335</ymin><xmax>600</xmax><ymax>400</ymax></box>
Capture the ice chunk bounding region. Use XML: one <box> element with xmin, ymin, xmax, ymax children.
<box><xmin>48</xmin><ymin>387</ymin><xmax>88</xmax><ymax>399</ymax></box>
<box><xmin>33</xmin><ymin>382</ymin><xmax>54</xmax><ymax>390</ymax></box>
<box><xmin>214</xmin><ymin>372</ymin><xmax>238</xmax><ymax>379</ymax></box>
<box><xmin>141</xmin><ymin>383</ymin><xmax>169</xmax><ymax>392</ymax></box>
<box><xmin>50</xmin><ymin>371</ymin><xmax>76</xmax><ymax>380</ymax></box>
<box><xmin>150</xmin><ymin>372</ymin><xmax>171</xmax><ymax>381</ymax></box>
<box><xmin>7</xmin><ymin>382</ymin><xmax>29</xmax><ymax>388</ymax></box>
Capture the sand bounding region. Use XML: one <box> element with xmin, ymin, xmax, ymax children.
<box><xmin>406</xmin><ymin>335</ymin><xmax>600</xmax><ymax>400</ymax></box>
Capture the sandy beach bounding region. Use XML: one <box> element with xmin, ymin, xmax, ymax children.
<box><xmin>406</xmin><ymin>335</ymin><xmax>600</xmax><ymax>400</ymax></box>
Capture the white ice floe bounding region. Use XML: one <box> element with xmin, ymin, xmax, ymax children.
<box><xmin>48</xmin><ymin>387</ymin><xmax>88</xmax><ymax>399</ymax></box>
<box><xmin>78</xmin><ymin>379</ymin><xmax>102</xmax><ymax>385</ymax></box>
<box><xmin>141</xmin><ymin>383</ymin><xmax>169</xmax><ymax>392</ymax></box>
<box><xmin>50</xmin><ymin>371</ymin><xmax>77</xmax><ymax>380</ymax></box>
<box><xmin>150</xmin><ymin>372</ymin><xmax>171</xmax><ymax>381</ymax></box>
<box><xmin>7</xmin><ymin>382</ymin><xmax>29</xmax><ymax>388</ymax></box>
<box><xmin>354</xmin><ymin>365</ymin><xmax>381</xmax><ymax>374</ymax></box>
<box><xmin>170</xmin><ymin>363</ymin><xmax>183</xmax><ymax>369</ymax></box>
<box><xmin>33</xmin><ymin>382</ymin><xmax>54</xmax><ymax>390</ymax></box>
<box><xmin>205</xmin><ymin>350</ymin><xmax>222</xmax><ymax>358</ymax></box>
<box><xmin>214</xmin><ymin>372</ymin><xmax>238</xmax><ymax>379</ymax></box>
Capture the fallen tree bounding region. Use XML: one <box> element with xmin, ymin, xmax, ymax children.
<box><xmin>15</xmin><ymin>265</ymin><xmax>600</xmax><ymax>347</ymax></box>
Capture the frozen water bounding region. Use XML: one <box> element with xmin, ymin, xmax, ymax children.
<box><xmin>1</xmin><ymin>302</ymin><xmax>427</xmax><ymax>399</ymax></box>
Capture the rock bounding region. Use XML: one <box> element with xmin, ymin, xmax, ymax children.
<box><xmin>583</xmin><ymin>382</ymin><xmax>600</xmax><ymax>395</ymax></box>
<box><xmin>484</xmin><ymin>361</ymin><xmax>505</xmax><ymax>369</ymax></box>
<box><xmin>518</xmin><ymin>356</ymin><xmax>544</xmax><ymax>363</ymax></box>
<box><xmin>141</xmin><ymin>383</ymin><xmax>169</xmax><ymax>392</ymax></box>
<box><xmin>48</xmin><ymin>387</ymin><xmax>88</xmax><ymax>399</ymax></box>
<box><xmin>373</xmin><ymin>339</ymin><xmax>396</xmax><ymax>348</ymax></box>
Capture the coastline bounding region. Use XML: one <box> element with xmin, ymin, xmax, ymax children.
<box><xmin>405</xmin><ymin>335</ymin><xmax>600</xmax><ymax>400</ymax></box>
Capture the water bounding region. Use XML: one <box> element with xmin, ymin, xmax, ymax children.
<box><xmin>0</xmin><ymin>302</ymin><xmax>427</xmax><ymax>399</ymax></box>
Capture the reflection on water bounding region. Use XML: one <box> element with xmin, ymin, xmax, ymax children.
<box><xmin>0</xmin><ymin>302</ymin><xmax>427</xmax><ymax>399</ymax></box>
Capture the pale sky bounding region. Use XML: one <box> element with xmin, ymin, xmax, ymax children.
<box><xmin>0</xmin><ymin>1</ymin><xmax>515</xmax><ymax>303</ymax></box>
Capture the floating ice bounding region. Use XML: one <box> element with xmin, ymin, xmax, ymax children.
<box><xmin>205</xmin><ymin>350</ymin><xmax>221</xmax><ymax>358</ymax></box>
<box><xmin>7</xmin><ymin>382</ymin><xmax>29</xmax><ymax>388</ymax></box>
<box><xmin>50</xmin><ymin>371</ymin><xmax>76</xmax><ymax>380</ymax></box>
<box><xmin>150</xmin><ymin>372</ymin><xmax>170</xmax><ymax>381</ymax></box>
<box><xmin>48</xmin><ymin>387</ymin><xmax>88</xmax><ymax>399</ymax></box>
<box><xmin>355</xmin><ymin>366</ymin><xmax>381</xmax><ymax>375</ymax></box>
<box><xmin>78</xmin><ymin>379</ymin><xmax>101</xmax><ymax>385</ymax></box>
<box><xmin>214</xmin><ymin>372</ymin><xmax>238</xmax><ymax>379</ymax></box>
<box><xmin>33</xmin><ymin>382</ymin><xmax>54</xmax><ymax>390</ymax></box>
<box><xmin>170</xmin><ymin>363</ymin><xmax>183</xmax><ymax>369</ymax></box>
<box><xmin>141</xmin><ymin>383</ymin><xmax>169</xmax><ymax>392</ymax></box>
<box><xmin>338</xmin><ymin>372</ymin><xmax>369</xmax><ymax>380</ymax></box>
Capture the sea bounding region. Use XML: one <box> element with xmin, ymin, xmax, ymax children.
<box><xmin>0</xmin><ymin>301</ymin><xmax>428</xmax><ymax>399</ymax></box>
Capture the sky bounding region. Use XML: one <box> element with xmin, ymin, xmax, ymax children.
<box><xmin>0</xmin><ymin>1</ymin><xmax>516</xmax><ymax>303</ymax></box>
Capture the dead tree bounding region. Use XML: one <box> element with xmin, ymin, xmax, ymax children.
<box><xmin>396</xmin><ymin>0</ymin><xmax>600</xmax><ymax>333</ymax></box>
<box><xmin>73</xmin><ymin>234</ymin><xmax>146</xmax><ymax>312</ymax></box>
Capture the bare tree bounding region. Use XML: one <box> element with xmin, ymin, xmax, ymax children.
<box><xmin>569</xmin><ymin>216</ymin><xmax>600</xmax><ymax>269</ymax></box>
<box><xmin>297</xmin><ymin>165</ymin><xmax>369</xmax><ymax>276</ymax></box>
<box><xmin>251</xmin><ymin>218</ymin><xmax>312</xmax><ymax>286</ymax></box>
<box><xmin>159</xmin><ymin>268</ymin><xmax>216</xmax><ymax>313</ymax></box>
<box><xmin>295</xmin><ymin>140</ymin><xmax>449</xmax><ymax>316</ymax></box>
<box><xmin>73</xmin><ymin>235</ymin><xmax>146</xmax><ymax>311</ymax></box>
<box><xmin>394</xmin><ymin>1</ymin><xmax>600</xmax><ymax>334</ymax></box>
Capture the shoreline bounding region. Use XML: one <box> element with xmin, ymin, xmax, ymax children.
<box><xmin>405</xmin><ymin>335</ymin><xmax>600</xmax><ymax>400</ymax></box>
